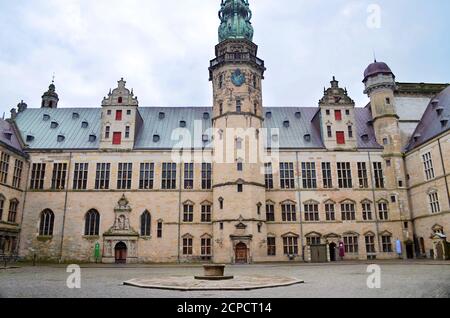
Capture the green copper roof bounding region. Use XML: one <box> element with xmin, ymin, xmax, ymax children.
<box><xmin>218</xmin><ymin>0</ymin><xmax>254</xmax><ymax>43</ymax></box>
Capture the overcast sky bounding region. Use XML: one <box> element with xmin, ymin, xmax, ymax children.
<box><xmin>0</xmin><ymin>0</ymin><xmax>449</xmax><ymax>117</ymax></box>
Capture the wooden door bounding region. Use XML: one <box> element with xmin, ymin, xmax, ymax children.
<box><xmin>235</xmin><ymin>243</ymin><xmax>247</xmax><ymax>263</ymax></box>
<box><xmin>115</xmin><ymin>242</ymin><xmax>127</xmax><ymax>264</ymax></box>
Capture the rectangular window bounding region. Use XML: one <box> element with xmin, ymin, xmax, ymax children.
<box><xmin>365</xmin><ymin>236</ymin><xmax>376</xmax><ymax>253</ymax></box>
<box><xmin>183</xmin><ymin>238</ymin><xmax>193</xmax><ymax>255</ymax></box>
<box><xmin>237</xmin><ymin>162</ymin><xmax>243</xmax><ymax>171</ymax></box>
<box><xmin>51</xmin><ymin>163</ymin><xmax>68</xmax><ymax>190</ymax></box>
<box><xmin>202</xmin><ymin>163</ymin><xmax>212</xmax><ymax>190</ymax></box>
<box><xmin>335</xmin><ymin>110</ymin><xmax>342</xmax><ymax>121</ymax></box>
<box><xmin>184</xmin><ymin>163</ymin><xmax>194</xmax><ymax>189</ymax></box>
<box><xmin>267</xmin><ymin>237</ymin><xmax>276</xmax><ymax>256</ymax></box>
<box><xmin>344</xmin><ymin>236</ymin><xmax>359</xmax><ymax>254</ymax></box>
<box><xmin>341</xmin><ymin>203</ymin><xmax>356</xmax><ymax>221</ymax></box>
<box><xmin>236</xmin><ymin>100</ymin><xmax>242</xmax><ymax>112</ymax></box>
<box><xmin>306</xmin><ymin>236</ymin><xmax>321</xmax><ymax>246</ymax></box>
<box><xmin>105</xmin><ymin>126</ymin><xmax>110</xmax><ymax>139</ymax></box>
<box><xmin>382</xmin><ymin>236</ymin><xmax>393</xmax><ymax>252</ymax></box>
<box><xmin>139</xmin><ymin>163</ymin><xmax>154</xmax><ymax>190</ymax></box>
<box><xmin>280</xmin><ymin>162</ymin><xmax>295</xmax><ymax>189</ymax></box>
<box><xmin>117</xmin><ymin>163</ymin><xmax>133</xmax><ymax>190</ymax></box>
<box><xmin>237</xmin><ymin>184</ymin><xmax>243</xmax><ymax>192</ymax></box>
<box><xmin>337</xmin><ymin>162</ymin><xmax>352</xmax><ymax>189</ymax></box>
<box><xmin>201</xmin><ymin>205</ymin><xmax>212</xmax><ymax>223</ymax></box>
<box><xmin>30</xmin><ymin>163</ymin><xmax>46</xmax><ymax>190</ymax></box>
<box><xmin>266</xmin><ymin>204</ymin><xmax>275</xmax><ymax>222</ymax></box>
<box><xmin>422</xmin><ymin>152</ymin><xmax>435</xmax><ymax>180</ymax></box>
<box><xmin>201</xmin><ymin>238</ymin><xmax>212</xmax><ymax>257</ymax></box>
<box><xmin>327</xmin><ymin>126</ymin><xmax>332</xmax><ymax>138</ymax></box>
<box><xmin>0</xmin><ymin>199</ymin><xmax>3</xmax><ymax>220</ymax></box>
<box><xmin>336</xmin><ymin>131</ymin><xmax>345</xmax><ymax>144</ymax></box>
<box><xmin>157</xmin><ymin>221</ymin><xmax>163</xmax><ymax>238</ymax></box>
<box><xmin>113</xmin><ymin>132</ymin><xmax>122</xmax><ymax>145</ymax></box>
<box><xmin>348</xmin><ymin>126</ymin><xmax>353</xmax><ymax>138</ymax></box>
<box><xmin>362</xmin><ymin>203</ymin><xmax>373</xmax><ymax>221</ymax></box>
<box><xmin>73</xmin><ymin>163</ymin><xmax>89</xmax><ymax>190</ymax></box>
<box><xmin>302</xmin><ymin>162</ymin><xmax>317</xmax><ymax>189</ymax></box>
<box><xmin>429</xmin><ymin>192</ymin><xmax>441</xmax><ymax>214</ymax></box>
<box><xmin>357</xmin><ymin>162</ymin><xmax>369</xmax><ymax>188</ymax></box>
<box><xmin>264</xmin><ymin>163</ymin><xmax>274</xmax><ymax>189</ymax></box>
<box><xmin>95</xmin><ymin>163</ymin><xmax>111</xmax><ymax>190</ymax></box>
<box><xmin>0</xmin><ymin>152</ymin><xmax>10</xmax><ymax>184</ymax></box>
<box><xmin>116</xmin><ymin>110</ymin><xmax>122</xmax><ymax>121</ymax></box>
<box><xmin>304</xmin><ymin>203</ymin><xmax>319</xmax><ymax>222</ymax></box>
<box><xmin>12</xmin><ymin>159</ymin><xmax>23</xmax><ymax>189</ymax></box>
<box><xmin>183</xmin><ymin>204</ymin><xmax>194</xmax><ymax>223</ymax></box>
<box><xmin>8</xmin><ymin>200</ymin><xmax>18</xmax><ymax>223</ymax></box>
<box><xmin>283</xmin><ymin>237</ymin><xmax>299</xmax><ymax>255</ymax></box>
<box><xmin>378</xmin><ymin>202</ymin><xmax>389</xmax><ymax>220</ymax></box>
<box><xmin>325</xmin><ymin>203</ymin><xmax>335</xmax><ymax>221</ymax></box>
<box><xmin>373</xmin><ymin>162</ymin><xmax>385</xmax><ymax>189</ymax></box>
<box><xmin>322</xmin><ymin>162</ymin><xmax>333</xmax><ymax>188</ymax></box>
<box><xmin>125</xmin><ymin>126</ymin><xmax>130</xmax><ymax>139</ymax></box>
<box><xmin>162</xmin><ymin>163</ymin><xmax>177</xmax><ymax>190</ymax></box>
<box><xmin>282</xmin><ymin>203</ymin><xmax>297</xmax><ymax>222</ymax></box>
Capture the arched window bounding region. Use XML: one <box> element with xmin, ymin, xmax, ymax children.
<box><xmin>141</xmin><ymin>211</ymin><xmax>151</xmax><ymax>236</ymax></box>
<box><xmin>84</xmin><ymin>209</ymin><xmax>100</xmax><ymax>236</ymax></box>
<box><xmin>39</xmin><ymin>209</ymin><xmax>55</xmax><ymax>236</ymax></box>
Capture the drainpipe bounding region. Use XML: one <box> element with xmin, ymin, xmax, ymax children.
<box><xmin>295</xmin><ymin>151</ymin><xmax>305</xmax><ymax>261</ymax></box>
<box><xmin>438</xmin><ymin>138</ymin><xmax>450</xmax><ymax>208</ymax></box>
<box><xmin>17</xmin><ymin>156</ymin><xmax>31</xmax><ymax>256</ymax></box>
<box><xmin>59</xmin><ymin>152</ymin><xmax>73</xmax><ymax>263</ymax></box>
<box><xmin>368</xmin><ymin>151</ymin><xmax>382</xmax><ymax>253</ymax></box>
<box><xmin>177</xmin><ymin>151</ymin><xmax>183</xmax><ymax>264</ymax></box>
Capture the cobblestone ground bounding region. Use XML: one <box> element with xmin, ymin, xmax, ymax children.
<box><xmin>0</xmin><ymin>261</ymin><xmax>449</xmax><ymax>298</ymax></box>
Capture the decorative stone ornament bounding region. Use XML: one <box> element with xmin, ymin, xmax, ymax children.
<box><xmin>231</xmin><ymin>69</ymin><xmax>246</xmax><ymax>87</ymax></box>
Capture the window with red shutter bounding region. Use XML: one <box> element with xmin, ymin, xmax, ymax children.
<box><xmin>113</xmin><ymin>132</ymin><xmax>122</xmax><ymax>145</ymax></box>
<box><xmin>116</xmin><ymin>110</ymin><xmax>123</xmax><ymax>121</ymax></box>
<box><xmin>336</xmin><ymin>131</ymin><xmax>345</xmax><ymax>145</ymax></box>
<box><xmin>335</xmin><ymin>110</ymin><xmax>342</xmax><ymax>121</ymax></box>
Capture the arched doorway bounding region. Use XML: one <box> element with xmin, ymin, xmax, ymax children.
<box><xmin>406</xmin><ymin>241</ymin><xmax>414</xmax><ymax>259</ymax></box>
<box><xmin>329</xmin><ymin>242</ymin><xmax>337</xmax><ymax>262</ymax></box>
<box><xmin>115</xmin><ymin>242</ymin><xmax>128</xmax><ymax>264</ymax></box>
<box><xmin>235</xmin><ymin>243</ymin><xmax>248</xmax><ymax>264</ymax></box>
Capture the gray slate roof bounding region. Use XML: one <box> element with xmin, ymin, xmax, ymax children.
<box><xmin>14</xmin><ymin>106</ymin><xmax>381</xmax><ymax>150</ymax></box>
<box><xmin>405</xmin><ymin>86</ymin><xmax>450</xmax><ymax>151</ymax></box>
<box><xmin>0</xmin><ymin>119</ymin><xmax>25</xmax><ymax>154</ymax></box>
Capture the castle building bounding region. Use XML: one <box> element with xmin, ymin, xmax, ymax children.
<box><xmin>0</xmin><ymin>0</ymin><xmax>449</xmax><ymax>263</ymax></box>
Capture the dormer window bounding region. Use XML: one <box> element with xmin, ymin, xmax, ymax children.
<box><xmin>436</xmin><ymin>107</ymin><xmax>444</xmax><ymax>116</ymax></box>
<box><xmin>57</xmin><ymin>135</ymin><xmax>65</xmax><ymax>142</ymax></box>
<box><xmin>266</xmin><ymin>112</ymin><xmax>272</xmax><ymax>119</ymax></box>
<box><xmin>283</xmin><ymin>120</ymin><xmax>290</xmax><ymax>128</ymax></box>
<box><xmin>159</xmin><ymin>112</ymin><xmax>165</xmax><ymax>120</ymax></box>
<box><xmin>202</xmin><ymin>135</ymin><xmax>209</xmax><ymax>143</ymax></box>
<box><xmin>203</xmin><ymin>112</ymin><xmax>210</xmax><ymax>120</ymax></box>
<box><xmin>81</xmin><ymin>121</ymin><xmax>89</xmax><ymax>129</ymax></box>
<box><xmin>50</xmin><ymin>121</ymin><xmax>59</xmax><ymax>129</ymax></box>
<box><xmin>153</xmin><ymin>135</ymin><xmax>160</xmax><ymax>143</ymax></box>
<box><xmin>441</xmin><ymin>117</ymin><xmax>449</xmax><ymax>127</ymax></box>
<box><xmin>118</xmin><ymin>97</ymin><xmax>123</xmax><ymax>104</ymax></box>
<box><xmin>304</xmin><ymin>134</ymin><xmax>311</xmax><ymax>142</ymax></box>
<box><xmin>43</xmin><ymin>114</ymin><xmax>50</xmax><ymax>121</ymax></box>
<box><xmin>26</xmin><ymin>135</ymin><xmax>35</xmax><ymax>143</ymax></box>
<box><xmin>180</xmin><ymin>121</ymin><xmax>187</xmax><ymax>128</ymax></box>
<box><xmin>295</xmin><ymin>112</ymin><xmax>301</xmax><ymax>119</ymax></box>
<box><xmin>89</xmin><ymin>135</ymin><xmax>97</xmax><ymax>142</ymax></box>
<box><xmin>72</xmin><ymin>112</ymin><xmax>80</xmax><ymax>119</ymax></box>
<box><xmin>361</xmin><ymin>134</ymin><xmax>369</xmax><ymax>142</ymax></box>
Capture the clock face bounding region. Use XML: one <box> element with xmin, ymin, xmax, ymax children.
<box><xmin>231</xmin><ymin>69</ymin><xmax>246</xmax><ymax>87</ymax></box>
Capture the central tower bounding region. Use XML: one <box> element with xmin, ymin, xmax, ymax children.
<box><xmin>209</xmin><ymin>0</ymin><xmax>267</xmax><ymax>264</ymax></box>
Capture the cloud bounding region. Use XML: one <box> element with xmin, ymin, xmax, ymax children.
<box><xmin>0</xmin><ymin>0</ymin><xmax>448</xmax><ymax>117</ymax></box>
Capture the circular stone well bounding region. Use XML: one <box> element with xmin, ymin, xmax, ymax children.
<box><xmin>124</xmin><ymin>276</ymin><xmax>304</xmax><ymax>291</ymax></box>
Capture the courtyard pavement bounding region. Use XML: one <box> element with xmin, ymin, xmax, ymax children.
<box><xmin>0</xmin><ymin>260</ymin><xmax>449</xmax><ymax>298</ymax></box>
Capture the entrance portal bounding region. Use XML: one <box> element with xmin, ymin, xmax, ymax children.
<box><xmin>406</xmin><ymin>241</ymin><xmax>414</xmax><ymax>259</ymax></box>
<box><xmin>115</xmin><ymin>242</ymin><xmax>128</xmax><ymax>264</ymax></box>
<box><xmin>329</xmin><ymin>242</ymin><xmax>337</xmax><ymax>262</ymax></box>
<box><xmin>235</xmin><ymin>243</ymin><xmax>248</xmax><ymax>264</ymax></box>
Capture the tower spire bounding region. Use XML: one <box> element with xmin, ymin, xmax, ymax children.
<box><xmin>218</xmin><ymin>0</ymin><xmax>254</xmax><ymax>43</ymax></box>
